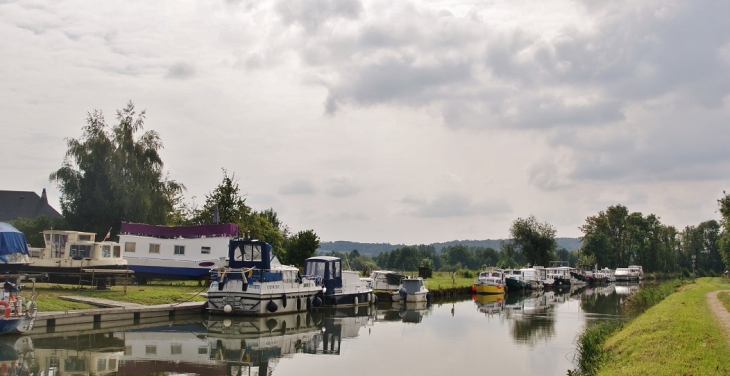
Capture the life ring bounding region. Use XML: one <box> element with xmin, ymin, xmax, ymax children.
<box><xmin>0</xmin><ymin>301</ymin><xmax>10</xmax><ymax>318</ymax></box>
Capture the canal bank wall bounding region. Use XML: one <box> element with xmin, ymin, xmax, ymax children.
<box><xmin>375</xmin><ymin>285</ymin><xmax>472</xmax><ymax>302</ymax></box>
<box><xmin>29</xmin><ymin>296</ymin><xmax>205</xmax><ymax>335</ymax></box>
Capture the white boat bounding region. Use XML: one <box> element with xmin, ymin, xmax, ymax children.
<box><xmin>628</xmin><ymin>265</ymin><xmax>644</xmax><ymax>280</ymax></box>
<box><xmin>119</xmin><ymin>222</ymin><xmax>237</xmax><ymax>283</ymax></box>
<box><xmin>614</xmin><ymin>267</ymin><xmax>641</xmax><ymax>282</ymax></box>
<box><xmin>205</xmin><ymin>238</ymin><xmax>322</xmax><ymax>316</ymax></box>
<box><xmin>369</xmin><ymin>270</ymin><xmax>407</xmax><ymax>291</ymax></box>
<box><xmin>303</xmin><ymin>256</ymin><xmax>375</xmax><ymax>307</ymax></box>
<box><xmin>520</xmin><ymin>266</ymin><xmax>547</xmax><ymax>289</ymax></box>
<box><xmin>25</xmin><ymin>229</ymin><xmax>127</xmax><ymax>282</ymax></box>
<box><xmin>546</xmin><ymin>261</ymin><xmax>572</xmax><ymax>286</ymax></box>
<box><xmin>391</xmin><ymin>277</ymin><xmax>430</xmax><ymax>303</ymax></box>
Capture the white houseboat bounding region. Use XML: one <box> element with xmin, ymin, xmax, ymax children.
<box><xmin>205</xmin><ymin>238</ymin><xmax>322</xmax><ymax>316</ymax></box>
<box><xmin>25</xmin><ymin>229</ymin><xmax>127</xmax><ymax>282</ymax></box>
<box><xmin>303</xmin><ymin>256</ymin><xmax>375</xmax><ymax>307</ymax></box>
<box><xmin>119</xmin><ymin>222</ymin><xmax>237</xmax><ymax>283</ymax></box>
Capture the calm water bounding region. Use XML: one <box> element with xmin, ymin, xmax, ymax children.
<box><xmin>1</xmin><ymin>283</ymin><xmax>640</xmax><ymax>376</ymax></box>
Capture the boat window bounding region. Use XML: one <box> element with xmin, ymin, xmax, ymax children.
<box><xmin>235</xmin><ymin>243</ymin><xmax>264</xmax><ymax>261</ymax></box>
<box><xmin>79</xmin><ymin>234</ymin><xmax>92</xmax><ymax>242</ymax></box>
<box><xmin>125</xmin><ymin>242</ymin><xmax>136</xmax><ymax>253</ymax></box>
<box><xmin>201</xmin><ymin>246</ymin><xmax>211</xmax><ymax>254</ymax></box>
<box><xmin>149</xmin><ymin>244</ymin><xmax>160</xmax><ymax>254</ymax></box>
<box><xmin>70</xmin><ymin>244</ymin><xmax>93</xmax><ymax>258</ymax></box>
<box><xmin>306</xmin><ymin>261</ymin><xmax>326</xmax><ymax>277</ymax></box>
<box><xmin>174</xmin><ymin>245</ymin><xmax>185</xmax><ymax>255</ymax></box>
<box><xmin>334</xmin><ymin>260</ymin><xmax>341</xmax><ymax>277</ymax></box>
<box><xmin>97</xmin><ymin>358</ymin><xmax>107</xmax><ymax>371</ymax></box>
<box><xmin>114</xmin><ymin>246</ymin><xmax>121</xmax><ymax>258</ymax></box>
<box><xmin>102</xmin><ymin>245</ymin><xmax>111</xmax><ymax>258</ymax></box>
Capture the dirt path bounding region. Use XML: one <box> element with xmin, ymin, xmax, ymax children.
<box><xmin>707</xmin><ymin>290</ymin><xmax>730</xmax><ymax>346</ymax></box>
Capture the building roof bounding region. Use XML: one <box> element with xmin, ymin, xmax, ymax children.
<box><xmin>0</xmin><ymin>189</ymin><xmax>62</xmax><ymax>222</ymax></box>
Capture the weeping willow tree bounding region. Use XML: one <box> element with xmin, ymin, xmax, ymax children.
<box><xmin>49</xmin><ymin>101</ymin><xmax>184</xmax><ymax>240</ymax></box>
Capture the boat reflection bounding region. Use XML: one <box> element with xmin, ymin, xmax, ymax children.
<box><xmin>33</xmin><ymin>332</ymin><xmax>124</xmax><ymax>375</ymax></box>
<box><xmin>0</xmin><ymin>337</ymin><xmax>34</xmax><ymax>375</ymax></box>
<box><xmin>473</xmin><ymin>294</ymin><xmax>505</xmax><ymax>317</ymax></box>
<box><xmin>375</xmin><ymin>301</ymin><xmax>432</xmax><ymax>323</ymax></box>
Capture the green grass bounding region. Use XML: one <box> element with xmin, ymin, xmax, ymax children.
<box><xmin>423</xmin><ymin>271</ymin><xmax>476</xmax><ymax>289</ymax></box>
<box><xmin>598</xmin><ymin>277</ymin><xmax>730</xmax><ymax>375</ymax></box>
<box><xmin>24</xmin><ymin>280</ymin><xmax>209</xmax><ymax>312</ymax></box>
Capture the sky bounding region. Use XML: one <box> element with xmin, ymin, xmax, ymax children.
<box><xmin>2</xmin><ymin>0</ymin><xmax>730</xmax><ymax>245</ymax></box>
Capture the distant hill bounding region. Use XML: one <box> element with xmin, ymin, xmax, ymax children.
<box><xmin>318</xmin><ymin>237</ymin><xmax>582</xmax><ymax>256</ymax></box>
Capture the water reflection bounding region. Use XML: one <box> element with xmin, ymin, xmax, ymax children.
<box><xmin>6</xmin><ymin>283</ymin><xmax>639</xmax><ymax>376</ymax></box>
<box><xmin>374</xmin><ymin>301</ymin><xmax>432</xmax><ymax>323</ymax></box>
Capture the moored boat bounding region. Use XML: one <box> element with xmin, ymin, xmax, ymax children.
<box><xmin>504</xmin><ymin>269</ymin><xmax>531</xmax><ymax>291</ymax></box>
<box><xmin>391</xmin><ymin>277</ymin><xmax>430</xmax><ymax>303</ymax></box>
<box><xmin>0</xmin><ymin>275</ymin><xmax>38</xmax><ymax>335</ymax></box>
<box><xmin>205</xmin><ymin>238</ymin><xmax>322</xmax><ymax>316</ymax></box>
<box><xmin>473</xmin><ymin>268</ymin><xmax>506</xmax><ymax>294</ymax></box>
<box><xmin>303</xmin><ymin>256</ymin><xmax>375</xmax><ymax>307</ymax></box>
<box><xmin>614</xmin><ymin>267</ymin><xmax>640</xmax><ymax>282</ymax></box>
<box><xmin>546</xmin><ymin>261</ymin><xmax>571</xmax><ymax>287</ymax></box>
<box><xmin>369</xmin><ymin>270</ymin><xmax>407</xmax><ymax>291</ymax></box>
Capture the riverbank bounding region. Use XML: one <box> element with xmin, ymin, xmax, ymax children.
<box><xmin>593</xmin><ymin>278</ymin><xmax>730</xmax><ymax>375</ymax></box>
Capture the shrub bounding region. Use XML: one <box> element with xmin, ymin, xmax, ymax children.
<box><xmin>462</xmin><ymin>270</ymin><xmax>474</xmax><ymax>279</ymax></box>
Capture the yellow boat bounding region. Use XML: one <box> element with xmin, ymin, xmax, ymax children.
<box><xmin>472</xmin><ymin>268</ymin><xmax>506</xmax><ymax>294</ymax></box>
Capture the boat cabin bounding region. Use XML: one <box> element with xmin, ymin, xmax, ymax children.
<box><xmin>400</xmin><ymin>278</ymin><xmax>426</xmax><ymax>295</ymax></box>
<box><xmin>304</xmin><ymin>256</ymin><xmax>342</xmax><ymax>294</ymax></box>
<box><xmin>31</xmin><ymin>230</ymin><xmax>123</xmax><ymax>262</ymax></box>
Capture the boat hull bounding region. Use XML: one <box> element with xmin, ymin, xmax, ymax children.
<box><xmin>0</xmin><ymin>318</ymin><xmax>22</xmax><ymax>335</ymax></box>
<box><xmin>474</xmin><ymin>283</ymin><xmax>505</xmax><ymax>294</ymax></box>
<box><xmin>207</xmin><ymin>279</ymin><xmax>321</xmax><ymax>316</ymax></box>
<box><xmin>391</xmin><ymin>291</ymin><xmax>429</xmax><ymax>303</ymax></box>
<box><xmin>322</xmin><ymin>292</ymin><xmax>375</xmax><ymax>307</ymax></box>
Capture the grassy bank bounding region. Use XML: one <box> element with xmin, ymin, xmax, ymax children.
<box><xmin>595</xmin><ymin>278</ymin><xmax>730</xmax><ymax>375</ymax></box>
<box><xmin>26</xmin><ymin>281</ymin><xmax>208</xmax><ymax>312</ymax></box>
<box><xmin>570</xmin><ymin>279</ymin><xmax>684</xmax><ymax>375</ymax></box>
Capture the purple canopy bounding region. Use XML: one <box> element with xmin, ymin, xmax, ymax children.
<box><xmin>120</xmin><ymin>222</ymin><xmax>238</xmax><ymax>238</ymax></box>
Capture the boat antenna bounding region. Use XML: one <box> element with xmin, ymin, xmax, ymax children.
<box><xmin>344</xmin><ymin>253</ymin><xmax>352</xmax><ymax>270</ymax></box>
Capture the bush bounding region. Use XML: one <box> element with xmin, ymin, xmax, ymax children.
<box><xmin>570</xmin><ymin>319</ymin><xmax>624</xmax><ymax>376</ymax></box>
<box><xmin>682</xmin><ymin>268</ymin><xmax>691</xmax><ymax>278</ymax></box>
<box><xmin>462</xmin><ymin>270</ymin><xmax>474</xmax><ymax>279</ymax></box>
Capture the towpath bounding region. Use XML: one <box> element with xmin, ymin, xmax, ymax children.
<box><xmin>707</xmin><ymin>290</ymin><xmax>730</xmax><ymax>346</ymax></box>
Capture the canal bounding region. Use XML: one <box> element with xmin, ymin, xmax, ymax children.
<box><xmin>1</xmin><ymin>283</ymin><xmax>639</xmax><ymax>375</ymax></box>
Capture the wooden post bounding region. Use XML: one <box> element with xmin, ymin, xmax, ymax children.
<box><xmin>91</xmin><ymin>268</ymin><xmax>96</xmax><ymax>290</ymax></box>
<box><xmin>124</xmin><ymin>265</ymin><xmax>129</xmax><ymax>295</ymax></box>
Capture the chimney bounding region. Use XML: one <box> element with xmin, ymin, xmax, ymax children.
<box><xmin>41</xmin><ymin>188</ymin><xmax>48</xmax><ymax>204</ymax></box>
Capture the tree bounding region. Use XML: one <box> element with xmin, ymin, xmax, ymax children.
<box><xmin>507</xmin><ymin>215</ymin><xmax>557</xmax><ymax>267</ymax></box>
<box><xmin>283</xmin><ymin>230</ymin><xmax>320</xmax><ymax>267</ymax></box>
<box><xmin>11</xmin><ymin>215</ymin><xmax>68</xmax><ymax>248</ymax></box>
<box><xmin>719</xmin><ymin>192</ymin><xmax>730</xmax><ymax>270</ymax></box>
<box><xmin>49</xmin><ymin>101</ymin><xmax>183</xmax><ymax>239</ymax></box>
<box><xmin>193</xmin><ymin>169</ymin><xmax>250</xmax><ymax>225</ymax></box>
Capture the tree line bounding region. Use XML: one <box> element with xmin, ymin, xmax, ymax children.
<box><xmin>13</xmin><ymin>102</ymin><xmax>730</xmax><ymax>274</ymax></box>
<box><xmin>332</xmin><ymin>201</ymin><xmax>730</xmax><ymax>276</ymax></box>
<box><xmin>13</xmin><ymin>102</ymin><xmax>318</xmax><ymax>267</ymax></box>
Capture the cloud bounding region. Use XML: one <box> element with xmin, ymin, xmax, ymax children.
<box><xmin>165</xmin><ymin>62</ymin><xmax>196</xmax><ymax>79</ymax></box>
<box><xmin>275</xmin><ymin>0</ymin><xmax>363</xmax><ymax>33</ymax></box>
<box><xmin>279</xmin><ymin>179</ymin><xmax>317</xmax><ymax>195</ymax></box>
<box><xmin>401</xmin><ymin>192</ymin><xmax>512</xmax><ymax>218</ymax></box>
<box><xmin>324</xmin><ymin>175</ymin><xmax>360</xmax><ymax>197</ymax></box>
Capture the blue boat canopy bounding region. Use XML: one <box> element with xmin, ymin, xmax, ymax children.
<box><xmin>0</xmin><ymin>222</ymin><xmax>30</xmax><ymax>257</ymax></box>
